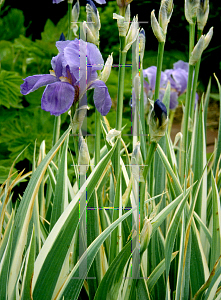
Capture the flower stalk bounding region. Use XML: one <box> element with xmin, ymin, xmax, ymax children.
<box><xmin>181</xmin><ymin>63</ymin><xmax>194</xmax><ymax>181</ymax></box>
<box><xmin>68</xmin><ymin>1</ymin><xmax>73</xmax><ymax>40</ymax></box>
<box><xmin>140</xmin><ymin>99</ymin><xmax>168</xmax><ymax>229</ymax></box>
<box><xmin>151</xmin><ymin>0</ymin><xmax>173</xmax><ymax>101</ymax></box>
<box><xmin>95</xmin><ymin>109</ymin><xmax>101</xmax><ymax>165</ymax></box>
<box><xmin>154</xmin><ymin>41</ymin><xmax>165</xmax><ymax>101</ymax></box>
<box><xmin>114</xmin><ymin>36</ymin><xmax>127</xmax><ymax>178</ymax></box>
<box><xmin>52</xmin><ymin>114</ymin><xmax>61</xmax><ymax>146</ymax></box>
<box><xmin>136</xmin><ymin>29</ymin><xmax>146</xmax><ymax>142</ymax></box>
<box><xmin>139</xmin><ymin>141</ymin><xmax>157</xmax><ymax>229</ymax></box>
<box><xmin>189</xmin><ymin>28</ymin><xmax>202</xmax><ymax>120</ymax></box>
<box><xmin>182</xmin><ymin>26</ymin><xmax>213</xmax><ymax>179</ymax></box>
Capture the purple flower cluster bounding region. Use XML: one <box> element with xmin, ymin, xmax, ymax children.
<box><xmin>142</xmin><ymin>60</ymin><xmax>198</xmax><ymax>110</ymax></box>
<box><xmin>20</xmin><ymin>39</ymin><xmax>112</xmax><ymax>116</ymax></box>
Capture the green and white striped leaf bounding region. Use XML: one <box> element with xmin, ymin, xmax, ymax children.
<box><xmin>147</xmin><ymin>251</ymin><xmax>178</xmax><ymax>291</ymax></box>
<box><xmin>150</xmin><ymin>185</ymin><xmax>192</xmax><ymax>237</ymax></box>
<box><xmin>20</xmin><ymin>226</ymin><xmax>35</xmax><ymax>300</ymax></box>
<box><xmin>50</xmin><ymin>135</ymin><xmax>69</xmax><ymax>230</ymax></box>
<box><xmin>204</xmin><ymin>261</ymin><xmax>221</xmax><ymax>300</ymax></box>
<box><xmin>165</xmin><ymin>191</ymin><xmax>188</xmax><ymax>279</ymax></box>
<box><xmin>210</xmin><ymin>173</ymin><xmax>221</xmax><ymax>270</ymax></box>
<box><xmin>32</xmin><ymin>138</ymin><xmax>119</xmax><ymax>300</ymax></box>
<box><xmin>0</xmin><ymin>212</ymin><xmax>14</xmax><ymax>300</ymax></box>
<box><xmin>213</xmin><ymin>74</ymin><xmax>221</xmax><ymax>173</ymax></box>
<box><xmin>55</xmin><ymin>206</ymin><xmax>137</xmax><ymax>300</ymax></box>
<box><xmin>7</xmin><ymin>127</ymin><xmax>71</xmax><ymax>300</ymax></box>
<box><xmin>156</xmin><ymin>144</ymin><xmax>182</xmax><ymax>197</ymax></box>
<box><xmin>94</xmin><ymin>237</ymin><xmax>136</xmax><ymax>300</ymax></box>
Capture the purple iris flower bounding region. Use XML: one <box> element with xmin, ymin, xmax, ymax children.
<box><xmin>131</xmin><ymin>66</ymin><xmax>167</xmax><ymax>113</ymax></box>
<box><xmin>143</xmin><ymin>66</ymin><xmax>168</xmax><ymax>92</ymax></box>
<box><xmin>142</xmin><ymin>65</ymin><xmax>179</xmax><ymax>109</ymax></box>
<box><xmin>20</xmin><ymin>39</ymin><xmax>112</xmax><ymax>116</ymax></box>
<box><xmin>141</xmin><ymin>61</ymin><xmax>198</xmax><ymax>110</ymax></box>
<box><xmin>165</xmin><ymin>60</ymin><xmax>198</xmax><ymax>109</ymax></box>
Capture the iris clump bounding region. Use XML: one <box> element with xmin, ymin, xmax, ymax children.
<box><xmin>20</xmin><ymin>38</ymin><xmax>112</xmax><ymax>116</ymax></box>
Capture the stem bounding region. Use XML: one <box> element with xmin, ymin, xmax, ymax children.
<box><xmin>180</xmin><ymin>21</ymin><xmax>196</xmax><ymax>181</ymax></box>
<box><xmin>181</xmin><ymin>64</ymin><xmax>194</xmax><ymax>181</ymax></box>
<box><xmin>168</xmin><ymin>109</ymin><xmax>175</xmax><ymax>136</ymax></box>
<box><xmin>116</xmin><ymin>38</ymin><xmax>127</xmax><ymax>131</ymax></box>
<box><xmin>140</xmin><ymin>70</ymin><xmax>144</xmax><ymax>119</ymax></box>
<box><xmin>95</xmin><ymin>110</ymin><xmax>101</xmax><ymax>165</ymax></box>
<box><xmin>139</xmin><ymin>65</ymin><xmax>147</xmax><ymax>151</ymax></box>
<box><xmin>114</xmin><ymin>36</ymin><xmax>127</xmax><ymax>179</ymax></box>
<box><xmin>190</xmin><ymin>58</ymin><xmax>200</xmax><ymax>120</ymax></box>
<box><xmin>154</xmin><ymin>42</ymin><xmax>165</xmax><ymax>101</ymax></box>
<box><xmin>189</xmin><ymin>23</ymin><xmax>195</xmax><ymax>58</ymax></box>
<box><xmin>68</xmin><ymin>1</ymin><xmax>73</xmax><ymax>40</ymax></box>
<box><xmin>190</xmin><ymin>29</ymin><xmax>202</xmax><ymax>120</ymax></box>
<box><xmin>52</xmin><ymin>115</ymin><xmax>61</xmax><ymax>146</ymax></box>
<box><xmin>140</xmin><ymin>141</ymin><xmax>157</xmax><ymax>229</ymax></box>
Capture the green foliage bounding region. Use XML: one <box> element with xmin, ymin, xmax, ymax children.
<box><xmin>0</xmin><ymin>70</ymin><xmax>23</xmax><ymax>108</ymax></box>
<box><xmin>0</xmin><ymin>8</ymin><xmax>26</xmax><ymax>41</ymax></box>
<box><xmin>0</xmin><ymin>11</ymin><xmax>71</xmax><ymax>173</ymax></box>
<box><xmin>99</xmin><ymin>1</ymin><xmax>119</xmax><ymax>61</ymax></box>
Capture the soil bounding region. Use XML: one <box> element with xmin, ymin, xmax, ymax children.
<box><xmin>170</xmin><ymin>99</ymin><xmax>220</xmax><ymax>153</ymax></box>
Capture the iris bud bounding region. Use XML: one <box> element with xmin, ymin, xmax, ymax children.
<box><xmin>151</xmin><ymin>10</ymin><xmax>165</xmax><ymax>43</ymax></box>
<box><xmin>100</xmin><ymin>53</ymin><xmax>113</xmax><ymax>83</ymax></box>
<box><xmin>189</xmin><ymin>27</ymin><xmax>213</xmax><ymax>65</ymax></box>
<box><xmin>185</xmin><ymin>0</ymin><xmax>199</xmax><ymax>24</ymax></box>
<box><xmin>203</xmin><ymin>26</ymin><xmax>213</xmax><ymax>50</ymax></box>
<box><xmin>116</xmin><ymin>0</ymin><xmax>133</xmax><ymax>9</ymax></box>
<box><xmin>84</xmin><ymin>0</ymin><xmax>101</xmax><ymax>45</ymax></box>
<box><xmin>159</xmin><ymin>0</ymin><xmax>173</xmax><ymax>34</ymax></box>
<box><xmin>106</xmin><ymin>129</ymin><xmax>121</xmax><ymax>145</ymax></box>
<box><xmin>124</xmin><ymin>15</ymin><xmax>139</xmax><ymax>52</ymax></box>
<box><xmin>131</xmin><ymin>142</ymin><xmax>145</xmax><ymax>182</ymax></box>
<box><xmin>197</xmin><ymin>0</ymin><xmax>209</xmax><ymax>30</ymax></box>
<box><xmin>78</xmin><ymin>136</ymin><xmax>90</xmax><ymax>175</ymax></box>
<box><xmin>134</xmin><ymin>73</ymin><xmax>141</xmax><ymax>101</ymax></box>
<box><xmin>148</xmin><ymin>99</ymin><xmax>168</xmax><ymax>142</ymax></box>
<box><xmin>59</xmin><ymin>33</ymin><xmax>65</xmax><ymax>41</ymax></box>
<box><xmin>113</xmin><ymin>4</ymin><xmax>130</xmax><ymax>37</ymax></box>
<box><xmin>140</xmin><ymin>217</ymin><xmax>152</xmax><ymax>255</ymax></box>
<box><xmin>71</xmin><ymin>0</ymin><xmax>80</xmax><ymax>36</ymax></box>
<box><xmin>136</xmin><ymin>28</ymin><xmax>145</xmax><ymax>68</ymax></box>
<box><xmin>189</xmin><ymin>35</ymin><xmax>205</xmax><ymax>65</ymax></box>
<box><xmin>83</xmin><ymin>22</ymin><xmax>95</xmax><ymax>44</ymax></box>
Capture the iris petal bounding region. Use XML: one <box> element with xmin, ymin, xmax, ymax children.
<box><xmin>94</xmin><ymin>0</ymin><xmax>106</xmax><ymax>4</ymax></box>
<box><xmin>143</xmin><ymin>66</ymin><xmax>167</xmax><ymax>90</ymax></box>
<box><xmin>53</xmin><ymin>0</ymin><xmax>64</xmax><ymax>3</ymax></box>
<box><xmin>56</xmin><ymin>40</ymin><xmax>72</xmax><ymax>53</ymax></box>
<box><xmin>20</xmin><ymin>74</ymin><xmax>58</xmax><ymax>95</ymax></box>
<box><xmin>51</xmin><ymin>53</ymin><xmax>67</xmax><ymax>78</ymax></box>
<box><xmin>41</xmin><ymin>82</ymin><xmax>75</xmax><ymax>116</ymax></box>
<box><xmin>173</xmin><ymin>60</ymin><xmax>189</xmax><ymax>72</ymax></box>
<box><xmin>63</xmin><ymin>39</ymin><xmax>104</xmax><ymax>82</ymax></box>
<box><xmin>90</xmin><ymin>80</ymin><xmax>112</xmax><ymax>116</ymax></box>
<box><xmin>171</xmin><ymin>68</ymin><xmax>188</xmax><ymax>94</ymax></box>
<box><xmin>169</xmin><ymin>91</ymin><xmax>179</xmax><ymax>110</ymax></box>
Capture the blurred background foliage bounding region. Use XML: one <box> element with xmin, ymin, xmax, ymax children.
<box><xmin>0</xmin><ymin>0</ymin><xmax>220</xmax><ymax>187</ymax></box>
